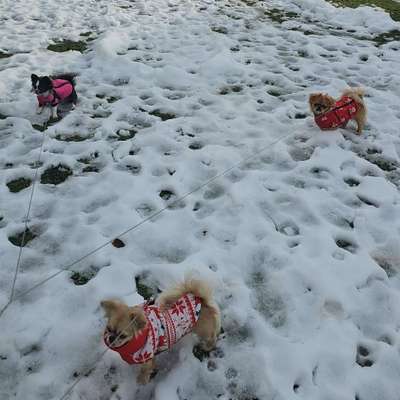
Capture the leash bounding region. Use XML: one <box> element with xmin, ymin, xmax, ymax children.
<box><xmin>0</xmin><ymin>120</ymin><xmax>48</xmax><ymax>318</ymax></box>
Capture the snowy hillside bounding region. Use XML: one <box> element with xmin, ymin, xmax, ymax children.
<box><xmin>1</xmin><ymin>0</ymin><xmax>400</xmax><ymax>399</ymax></box>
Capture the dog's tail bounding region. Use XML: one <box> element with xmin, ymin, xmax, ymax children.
<box><xmin>52</xmin><ymin>73</ymin><xmax>77</xmax><ymax>86</ymax></box>
<box><xmin>342</xmin><ymin>87</ymin><xmax>365</xmax><ymax>104</ymax></box>
<box><xmin>157</xmin><ymin>278</ymin><xmax>219</xmax><ymax>313</ymax></box>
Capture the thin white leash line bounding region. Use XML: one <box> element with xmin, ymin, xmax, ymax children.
<box><xmin>9</xmin><ymin>129</ymin><xmax>47</xmax><ymax>301</ymax></box>
<box><xmin>0</xmin><ymin>127</ymin><xmax>48</xmax><ymax>320</ymax></box>
<box><xmin>0</xmin><ymin>131</ymin><xmax>293</xmax><ymax>319</ymax></box>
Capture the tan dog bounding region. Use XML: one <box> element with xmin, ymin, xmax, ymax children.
<box><xmin>309</xmin><ymin>87</ymin><xmax>367</xmax><ymax>134</ymax></box>
<box><xmin>101</xmin><ymin>278</ymin><xmax>221</xmax><ymax>384</ymax></box>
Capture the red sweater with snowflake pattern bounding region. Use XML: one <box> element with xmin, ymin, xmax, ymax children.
<box><xmin>315</xmin><ymin>96</ymin><xmax>359</xmax><ymax>130</ymax></box>
<box><xmin>104</xmin><ymin>294</ymin><xmax>202</xmax><ymax>364</ymax></box>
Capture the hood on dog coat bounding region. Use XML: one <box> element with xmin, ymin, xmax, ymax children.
<box><xmin>315</xmin><ymin>96</ymin><xmax>359</xmax><ymax>130</ymax></box>
<box><xmin>104</xmin><ymin>293</ymin><xmax>202</xmax><ymax>364</ymax></box>
<box><xmin>37</xmin><ymin>79</ymin><xmax>73</xmax><ymax>107</ymax></box>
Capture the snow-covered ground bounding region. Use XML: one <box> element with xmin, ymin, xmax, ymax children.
<box><xmin>1</xmin><ymin>0</ymin><xmax>400</xmax><ymax>399</ymax></box>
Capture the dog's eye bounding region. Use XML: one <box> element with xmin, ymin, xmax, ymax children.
<box><xmin>119</xmin><ymin>334</ymin><xmax>127</xmax><ymax>339</ymax></box>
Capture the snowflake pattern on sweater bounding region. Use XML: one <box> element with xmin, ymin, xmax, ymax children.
<box><xmin>314</xmin><ymin>96</ymin><xmax>359</xmax><ymax>130</ymax></box>
<box><xmin>104</xmin><ymin>293</ymin><xmax>202</xmax><ymax>364</ymax></box>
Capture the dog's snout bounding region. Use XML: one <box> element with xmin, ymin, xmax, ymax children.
<box><xmin>109</xmin><ymin>335</ymin><xmax>117</xmax><ymax>343</ymax></box>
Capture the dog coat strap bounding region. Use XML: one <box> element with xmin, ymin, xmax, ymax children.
<box><xmin>315</xmin><ymin>97</ymin><xmax>358</xmax><ymax>130</ymax></box>
<box><xmin>104</xmin><ymin>326</ymin><xmax>150</xmax><ymax>365</ymax></box>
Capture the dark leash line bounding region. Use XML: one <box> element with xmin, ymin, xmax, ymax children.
<box><xmin>0</xmin><ymin>131</ymin><xmax>294</xmax><ymax>320</ymax></box>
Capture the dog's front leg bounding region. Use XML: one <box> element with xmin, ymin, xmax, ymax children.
<box><xmin>137</xmin><ymin>358</ymin><xmax>155</xmax><ymax>385</ymax></box>
<box><xmin>51</xmin><ymin>105</ymin><xmax>58</xmax><ymax>119</ymax></box>
<box><xmin>37</xmin><ymin>106</ymin><xmax>44</xmax><ymax>114</ymax></box>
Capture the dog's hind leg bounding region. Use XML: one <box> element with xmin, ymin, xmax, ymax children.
<box><xmin>355</xmin><ymin>106</ymin><xmax>367</xmax><ymax>134</ymax></box>
<box><xmin>70</xmin><ymin>89</ymin><xmax>78</xmax><ymax>109</ymax></box>
<box><xmin>51</xmin><ymin>105</ymin><xmax>58</xmax><ymax>119</ymax></box>
<box><xmin>193</xmin><ymin>305</ymin><xmax>220</xmax><ymax>351</ymax></box>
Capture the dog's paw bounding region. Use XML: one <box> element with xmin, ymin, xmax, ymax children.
<box><xmin>136</xmin><ymin>372</ymin><xmax>151</xmax><ymax>385</ymax></box>
<box><xmin>48</xmin><ymin>115</ymin><xmax>61</xmax><ymax>124</ymax></box>
<box><xmin>36</xmin><ymin>107</ymin><xmax>43</xmax><ymax>114</ymax></box>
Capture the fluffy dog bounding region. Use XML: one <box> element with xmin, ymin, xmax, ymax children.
<box><xmin>309</xmin><ymin>87</ymin><xmax>366</xmax><ymax>134</ymax></box>
<box><xmin>101</xmin><ymin>278</ymin><xmax>221</xmax><ymax>385</ymax></box>
<box><xmin>31</xmin><ymin>74</ymin><xmax>77</xmax><ymax>119</ymax></box>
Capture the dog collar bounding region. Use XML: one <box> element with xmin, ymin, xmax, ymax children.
<box><xmin>104</xmin><ymin>325</ymin><xmax>149</xmax><ymax>364</ymax></box>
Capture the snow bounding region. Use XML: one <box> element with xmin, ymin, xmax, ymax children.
<box><xmin>1</xmin><ymin>0</ymin><xmax>400</xmax><ymax>399</ymax></box>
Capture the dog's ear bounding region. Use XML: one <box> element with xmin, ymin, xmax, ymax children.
<box><xmin>129</xmin><ymin>306</ymin><xmax>147</xmax><ymax>331</ymax></box>
<box><xmin>309</xmin><ymin>93</ymin><xmax>319</xmax><ymax>109</ymax></box>
<box><xmin>101</xmin><ymin>300</ymin><xmax>120</xmax><ymax>317</ymax></box>
<box><xmin>309</xmin><ymin>93</ymin><xmax>320</xmax><ymax>102</ymax></box>
<box><xmin>31</xmin><ymin>74</ymin><xmax>39</xmax><ymax>84</ymax></box>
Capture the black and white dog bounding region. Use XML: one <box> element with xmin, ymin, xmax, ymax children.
<box><xmin>31</xmin><ymin>74</ymin><xmax>78</xmax><ymax>119</ymax></box>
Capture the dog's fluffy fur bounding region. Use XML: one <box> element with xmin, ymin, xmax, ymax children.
<box><xmin>31</xmin><ymin>73</ymin><xmax>78</xmax><ymax>119</ymax></box>
<box><xmin>309</xmin><ymin>87</ymin><xmax>367</xmax><ymax>134</ymax></box>
<box><xmin>101</xmin><ymin>278</ymin><xmax>221</xmax><ymax>384</ymax></box>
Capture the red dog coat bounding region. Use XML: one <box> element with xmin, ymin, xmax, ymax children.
<box><xmin>315</xmin><ymin>96</ymin><xmax>359</xmax><ymax>130</ymax></box>
<box><xmin>37</xmin><ymin>79</ymin><xmax>73</xmax><ymax>107</ymax></box>
<box><xmin>104</xmin><ymin>294</ymin><xmax>202</xmax><ymax>364</ymax></box>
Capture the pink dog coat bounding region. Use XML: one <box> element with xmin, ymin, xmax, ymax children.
<box><xmin>315</xmin><ymin>96</ymin><xmax>359</xmax><ymax>130</ymax></box>
<box><xmin>104</xmin><ymin>294</ymin><xmax>202</xmax><ymax>364</ymax></box>
<box><xmin>37</xmin><ymin>79</ymin><xmax>73</xmax><ymax>107</ymax></box>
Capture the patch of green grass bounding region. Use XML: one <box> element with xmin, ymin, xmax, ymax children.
<box><xmin>90</xmin><ymin>110</ymin><xmax>112</xmax><ymax>119</ymax></box>
<box><xmin>149</xmin><ymin>109</ymin><xmax>176</xmax><ymax>121</ymax></box>
<box><xmin>373</xmin><ymin>256</ymin><xmax>397</xmax><ymax>277</ymax></box>
<box><xmin>7</xmin><ymin>178</ymin><xmax>32</xmax><ymax>193</ymax></box>
<box><xmin>211</xmin><ymin>26</ymin><xmax>228</xmax><ymax>34</ymax></box>
<box><xmin>116</xmin><ymin>129</ymin><xmax>136</xmax><ymax>141</ymax></box>
<box><xmin>135</xmin><ymin>273</ymin><xmax>160</xmax><ymax>300</ymax></box>
<box><xmin>40</xmin><ymin>164</ymin><xmax>72</xmax><ymax>185</ymax></box>
<box><xmin>70</xmin><ymin>270</ymin><xmax>96</xmax><ymax>285</ymax></box>
<box><xmin>111</xmin><ymin>385</ymin><xmax>118</xmax><ymax>393</ymax></box>
<box><xmin>78</xmin><ymin>152</ymin><xmax>99</xmax><ymax>165</ymax></box>
<box><xmin>47</xmin><ymin>40</ymin><xmax>88</xmax><ymax>53</ymax></box>
<box><xmin>219</xmin><ymin>85</ymin><xmax>243</xmax><ymax>95</ymax></box>
<box><xmin>0</xmin><ymin>51</ymin><xmax>13</xmax><ymax>59</ymax></box>
<box><xmin>365</xmin><ymin>155</ymin><xmax>398</xmax><ymax>171</ymax></box>
<box><xmin>267</xmin><ymin>89</ymin><xmax>282</xmax><ymax>97</ymax></box>
<box><xmin>82</xmin><ymin>165</ymin><xmax>99</xmax><ymax>173</ymax></box>
<box><xmin>95</xmin><ymin>94</ymin><xmax>120</xmax><ymax>103</ymax></box>
<box><xmin>189</xmin><ymin>142</ymin><xmax>204</xmax><ymax>150</ymax></box>
<box><xmin>106</xmin><ymin>96</ymin><xmax>120</xmax><ymax>104</ymax></box>
<box><xmin>372</xmin><ymin>29</ymin><xmax>400</xmax><ymax>46</ymax></box>
<box><xmin>55</xmin><ymin>134</ymin><xmax>92</xmax><ymax>142</ymax></box>
<box><xmin>32</xmin><ymin>124</ymin><xmax>46</xmax><ymax>132</ymax></box>
<box><xmin>327</xmin><ymin>0</ymin><xmax>400</xmax><ymax>21</ymax></box>
<box><xmin>264</xmin><ymin>8</ymin><xmax>299</xmax><ymax>24</ymax></box>
<box><xmin>159</xmin><ymin>189</ymin><xmax>175</xmax><ymax>200</ymax></box>
<box><xmin>8</xmin><ymin>228</ymin><xmax>36</xmax><ymax>247</ymax></box>
<box><xmin>192</xmin><ymin>344</ymin><xmax>210</xmax><ymax>362</ymax></box>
